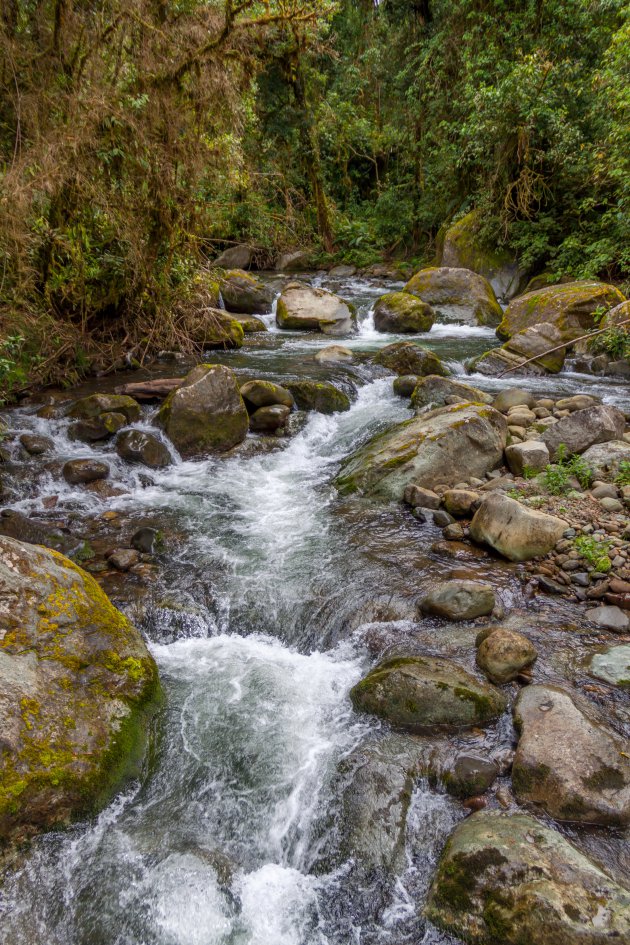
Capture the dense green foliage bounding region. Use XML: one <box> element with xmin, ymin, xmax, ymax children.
<box><xmin>0</xmin><ymin>0</ymin><xmax>628</xmax><ymax>390</ymax></box>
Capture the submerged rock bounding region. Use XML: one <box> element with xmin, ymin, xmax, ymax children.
<box><xmin>314</xmin><ymin>344</ymin><xmax>354</xmax><ymax>363</ymax></box>
<box><xmin>404</xmin><ymin>266</ymin><xmax>503</xmax><ymax>326</ymax></box>
<box><xmin>410</xmin><ymin>375</ymin><xmax>492</xmax><ymax>410</ymax></box>
<box><xmin>373</xmin><ymin>292</ymin><xmax>434</xmax><ymax>333</ymax></box>
<box><xmin>420</xmin><ymin>580</ymin><xmax>495</xmax><ymax>621</ymax></box>
<box><xmin>497</xmin><ymin>280</ymin><xmax>625</xmax><ymax>341</ymax></box>
<box><xmin>425</xmin><ymin>810</ymin><xmax>630</xmax><ymax>944</ymax></box>
<box><xmin>373</xmin><ymin>341</ymin><xmax>447</xmax><ymax>377</ymax></box>
<box><xmin>470</xmin><ymin>493</ymin><xmax>566</xmax><ymax>561</ymax></box>
<box><xmin>587</xmin><ymin>643</ymin><xmax>630</xmax><ymax>686</ymax></box>
<box><xmin>156</xmin><ymin>364</ymin><xmax>249</xmax><ymax>457</ymax></box>
<box><xmin>476</xmin><ymin>628</ymin><xmax>537</xmax><ymax>684</ymax></box>
<box><xmin>0</xmin><ymin>536</ymin><xmax>160</xmax><ymax>844</ymax></box>
<box><xmin>540</xmin><ymin>404</ymin><xmax>626</xmax><ymax>460</ymax></box>
<box><xmin>276</xmin><ymin>282</ymin><xmax>355</xmax><ymax>334</ymax></box>
<box><xmin>285</xmin><ymin>379</ymin><xmax>350</xmax><ymax>413</ymax></box>
<box><xmin>219</xmin><ymin>269</ymin><xmax>274</xmax><ymax>314</ymax></box>
<box><xmin>350</xmin><ymin>655</ymin><xmax>506</xmax><ymax>731</ymax></box>
<box><xmin>512</xmin><ymin>685</ymin><xmax>630</xmax><ymax>826</ymax></box>
<box><xmin>336</xmin><ymin>403</ymin><xmax>507</xmax><ymax>500</ymax></box>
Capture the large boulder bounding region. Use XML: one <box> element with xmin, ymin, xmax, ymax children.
<box><xmin>284</xmin><ymin>380</ymin><xmax>350</xmax><ymax>413</ymax></box>
<box><xmin>213</xmin><ymin>244</ymin><xmax>254</xmax><ymax>269</ymax></box>
<box><xmin>540</xmin><ymin>405</ymin><xmax>626</xmax><ymax>460</ymax></box>
<box><xmin>156</xmin><ymin>364</ymin><xmax>249</xmax><ymax>457</ymax></box>
<box><xmin>373</xmin><ymin>341</ymin><xmax>447</xmax><ymax>377</ymax></box>
<box><xmin>372</xmin><ymin>292</ymin><xmax>434</xmax><ymax>333</ymax></box>
<box><xmin>504</xmin><ymin>441</ymin><xmax>549</xmax><ymax>477</ymax></box>
<box><xmin>276</xmin><ymin>282</ymin><xmax>355</xmax><ymax>334</ymax></box>
<box><xmin>497</xmin><ymin>280</ymin><xmax>624</xmax><ymax>341</ymax></box>
<box><xmin>275</xmin><ymin>250</ymin><xmax>311</xmax><ymax>271</ymax></box>
<box><xmin>404</xmin><ymin>267</ymin><xmax>503</xmax><ymax>326</ymax></box>
<box><xmin>470</xmin><ymin>493</ymin><xmax>567</xmax><ymax>561</ymax></box>
<box><xmin>513</xmin><ymin>685</ymin><xmax>630</xmax><ymax>826</ymax></box>
<box><xmin>425</xmin><ymin>810</ymin><xmax>630</xmax><ymax>945</ymax></box>
<box><xmin>474</xmin><ymin>323</ymin><xmax>569</xmax><ymax>376</ymax></box>
<box><xmin>438</xmin><ymin>210</ymin><xmax>527</xmax><ymax>299</ymax></box>
<box><xmin>219</xmin><ymin>269</ymin><xmax>274</xmax><ymax>314</ymax></box>
<box><xmin>0</xmin><ymin>536</ymin><xmax>160</xmax><ymax>844</ymax></box>
<box><xmin>335</xmin><ymin>403</ymin><xmax>507</xmax><ymax>500</ymax></box>
<box><xmin>350</xmin><ymin>655</ymin><xmax>506</xmax><ymax>731</ymax></box>
<box><xmin>581</xmin><ymin>440</ymin><xmax>630</xmax><ymax>480</ymax></box>
<box><xmin>420</xmin><ymin>580</ymin><xmax>495</xmax><ymax>620</ymax></box>
<box><xmin>410</xmin><ymin>375</ymin><xmax>492</xmax><ymax>410</ymax></box>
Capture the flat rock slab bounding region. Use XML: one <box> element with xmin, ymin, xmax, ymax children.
<box><xmin>587</xmin><ymin>643</ymin><xmax>630</xmax><ymax>686</ymax></box>
<box><xmin>512</xmin><ymin>684</ymin><xmax>630</xmax><ymax>826</ymax></box>
<box><xmin>420</xmin><ymin>580</ymin><xmax>495</xmax><ymax>620</ymax></box>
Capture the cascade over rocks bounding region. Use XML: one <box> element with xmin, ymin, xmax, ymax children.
<box><xmin>404</xmin><ymin>266</ymin><xmax>503</xmax><ymax>326</ymax></box>
<box><xmin>497</xmin><ymin>280</ymin><xmax>625</xmax><ymax>341</ymax></box>
<box><xmin>410</xmin><ymin>375</ymin><xmax>492</xmax><ymax>410</ymax></box>
<box><xmin>276</xmin><ymin>282</ymin><xmax>355</xmax><ymax>334</ymax></box>
<box><xmin>540</xmin><ymin>404</ymin><xmax>626</xmax><ymax>460</ymax></box>
<box><xmin>336</xmin><ymin>403</ymin><xmax>507</xmax><ymax>500</ymax></box>
<box><xmin>470</xmin><ymin>493</ymin><xmax>567</xmax><ymax>561</ymax></box>
<box><xmin>350</xmin><ymin>655</ymin><xmax>507</xmax><ymax>731</ymax></box>
<box><xmin>438</xmin><ymin>210</ymin><xmax>527</xmax><ymax>299</ymax></box>
<box><xmin>0</xmin><ymin>536</ymin><xmax>160</xmax><ymax>844</ymax></box>
<box><xmin>512</xmin><ymin>685</ymin><xmax>630</xmax><ymax>826</ymax></box>
<box><xmin>156</xmin><ymin>364</ymin><xmax>249</xmax><ymax>457</ymax></box>
<box><xmin>372</xmin><ymin>292</ymin><xmax>435</xmax><ymax>333</ymax></box>
<box><xmin>219</xmin><ymin>269</ymin><xmax>274</xmax><ymax>314</ymax></box>
<box><xmin>373</xmin><ymin>341</ymin><xmax>447</xmax><ymax>376</ymax></box>
<box><xmin>425</xmin><ymin>810</ymin><xmax>630</xmax><ymax>944</ymax></box>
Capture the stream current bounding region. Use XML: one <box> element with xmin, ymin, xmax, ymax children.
<box><xmin>1</xmin><ymin>273</ymin><xmax>628</xmax><ymax>944</ymax></box>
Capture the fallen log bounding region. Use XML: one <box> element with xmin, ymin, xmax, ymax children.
<box><xmin>115</xmin><ymin>377</ymin><xmax>183</xmax><ymax>401</ymax></box>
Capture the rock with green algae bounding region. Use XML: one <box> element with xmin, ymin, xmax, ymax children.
<box><xmin>410</xmin><ymin>374</ymin><xmax>492</xmax><ymax>410</ymax></box>
<box><xmin>219</xmin><ymin>269</ymin><xmax>274</xmax><ymax>314</ymax></box>
<box><xmin>425</xmin><ymin>810</ymin><xmax>630</xmax><ymax>945</ymax></box>
<box><xmin>497</xmin><ymin>280</ymin><xmax>625</xmax><ymax>342</ymax></box>
<box><xmin>67</xmin><ymin>393</ymin><xmax>141</xmax><ymax>423</ymax></box>
<box><xmin>473</xmin><ymin>322</ymin><xmax>570</xmax><ymax>376</ymax></box>
<box><xmin>373</xmin><ymin>341</ymin><xmax>447</xmax><ymax>377</ymax></box>
<box><xmin>403</xmin><ymin>266</ymin><xmax>503</xmax><ymax>327</ymax></box>
<box><xmin>177</xmin><ymin>307</ymin><xmax>245</xmax><ymax>349</ymax></box>
<box><xmin>284</xmin><ymin>379</ymin><xmax>350</xmax><ymax>413</ymax></box>
<box><xmin>512</xmin><ymin>684</ymin><xmax>630</xmax><ymax>826</ymax></box>
<box><xmin>335</xmin><ymin>403</ymin><xmax>507</xmax><ymax>500</ymax></box>
<box><xmin>438</xmin><ymin>209</ymin><xmax>528</xmax><ymax>299</ymax></box>
<box><xmin>156</xmin><ymin>363</ymin><xmax>249</xmax><ymax>457</ymax></box>
<box><xmin>373</xmin><ymin>292</ymin><xmax>435</xmax><ymax>333</ymax></box>
<box><xmin>350</xmin><ymin>655</ymin><xmax>506</xmax><ymax>731</ymax></box>
<box><xmin>0</xmin><ymin>535</ymin><xmax>160</xmax><ymax>845</ymax></box>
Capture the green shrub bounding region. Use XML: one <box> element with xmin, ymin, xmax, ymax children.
<box><xmin>615</xmin><ymin>460</ymin><xmax>630</xmax><ymax>487</ymax></box>
<box><xmin>573</xmin><ymin>535</ymin><xmax>612</xmax><ymax>573</ymax></box>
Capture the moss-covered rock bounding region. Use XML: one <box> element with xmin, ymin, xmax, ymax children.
<box><xmin>426</xmin><ymin>810</ymin><xmax>630</xmax><ymax>944</ymax></box>
<box><xmin>219</xmin><ymin>269</ymin><xmax>274</xmax><ymax>314</ymax></box>
<box><xmin>67</xmin><ymin>393</ymin><xmax>141</xmax><ymax>424</ymax></box>
<box><xmin>373</xmin><ymin>292</ymin><xmax>435</xmax><ymax>333</ymax></box>
<box><xmin>335</xmin><ymin>403</ymin><xmax>507</xmax><ymax>500</ymax></box>
<box><xmin>0</xmin><ymin>535</ymin><xmax>160</xmax><ymax>846</ymax></box>
<box><xmin>276</xmin><ymin>282</ymin><xmax>355</xmax><ymax>334</ymax></box>
<box><xmin>233</xmin><ymin>314</ymin><xmax>268</xmax><ymax>333</ymax></box>
<box><xmin>182</xmin><ymin>307</ymin><xmax>245</xmax><ymax>349</ymax></box>
<box><xmin>156</xmin><ymin>363</ymin><xmax>249</xmax><ymax>457</ymax></box>
<box><xmin>512</xmin><ymin>685</ymin><xmax>630</xmax><ymax>826</ymax></box>
<box><xmin>373</xmin><ymin>341</ymin><xmax>447</xmax><ymax>377</ymax></box>
<box><xmin>350</xmin><ymin>655</ymin><xmax>506</xmax><ymax>731</ymax></box>
<box><xmin>438</xmin><ymin>210</ymin><xmax>528</xmax><ymax>299</ymax></box>
<box><xmin>410</xmin><ymin>375</ymin><xmax>492</xmax><ymax>410</ymax></box>
<box><xmin>115</xmin><ymin>429</ymin><xmax>172</xmax><ymax>469</ymax></box>
<box><xmin>473</xmin><ymin>322</ymin><xmax>570</xmax><ymax>376</ymax></box>
<box><xmin>404</xmin><ymin>267</ymin><xmax>503</xmax><ymax>326</ymax></box>
<box><xmin>497</xmin><ymin>280</ymin><xmax>625</xmax><ymax>342</ymax></box>
<box><xmin>239</xmin><ymin>379</ymin><xmax>294</xmax><ymax>409</ymax></box>
<box><xmin>284</xmin><ymin>379</ymin><xmax>350</xmax><ymax>413</ymax></box>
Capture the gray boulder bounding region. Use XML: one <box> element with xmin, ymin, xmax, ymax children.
<box><xmin>410</xmin><ymin>375</ymin><xmax>492</xmax><ymax>410</ymax></box>
<box><xmin>336</xmin><ymin>403</ymin><xmax>507</xmax><ymax>500</ymax></box>
<box><xmin>580</xmin><ymin>440</ymin><xmax>630</xmax><ymax>480</ymax></box>
<box><xmin>350</xmin><ymin>655</ymin><xmax>506</xmax><ymax>731</ymax></box>
<box><xmin>513</xmin><ymin>685</ymin><xmax>630</xmax><ymax>826</ymax></box>
<box><xmin>404</xmin><ymin>267</ymin><xmax>503</xmax><ymax>326</ymax></box>
<box><xmin>426</xmin><ymin>810</ymin><xmax>630</xmax><ymax>944</ymax></box>
<box><xmin>470</xmin><ymin>493</ymin><xmax>567</xmax><ymax>561</ymax></box>
<box><xmin>476</xmin><ymin>627</ymin><xmax>537</xmax><ymax>684</ymax></box>
<box><xmin>156</xmin><ymin>364</ymin><xmax>249</xmax><ymax>457</ymax></box>
<box><xmin>275</xmin><ymin>250</ymin><xmax>311</xmax><ymax>271</ymax></box>
<box><xmin>219</xmin><ymin>269</ymin><xmax>274</xmax><ymax>314</ymax></box>
<box><xmin>541</xmin><ymin>405</ymin><xmax>625</xmax><ymax>460</ymax></box>
<box><xmin>214</xmin><ymin>244</ymin><xmax>253</xmax><ymax>269</ymax></box>
<box><xmin>276</xmin><ymin>282</ymin><xmax>355</xmax><ymax>334</ymax></box>
<box><xmin>420</xmin><ymin>580</ymin><xmax>495</xmax><ymax>620</ymax></box>
<box><xmin>504</xmin><ymin>440</ymin><xmax>549</xmax><ymax>476</ymax></box>
<box><xmin>587</xmin><ymin>643</ymin><xmax>630</xmax><ymax>686</ymax></box>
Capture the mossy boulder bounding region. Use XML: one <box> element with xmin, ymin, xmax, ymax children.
<box><xmin>276</xmin><ymin>282</ymin><xmax>355</xmax><ymax>334</ymax></box>
<box><xmin>410</xmin><ymin>375</ymin><xmax>492</xmax><ymax>410</ymax></box>
<box><xmin>335</xmin><ymin>403</ymin><xmax>507</xmax><ymax>500</ymax></box>
<box><xmin>115</xmin><ymin>429</ymin><xmax>172</xmax><ymax>469</ymax></box>
<box><xmin>284</xmin><ymin>379</ymin><xmax>350</xmax><ymax>413</ymax></box>
<box><xmin>425</xmin><ymin>810</ymin><xmax>630</xmax><ymax>944</ymax></box>
<box><xmin>219</xmin><ymin>269</ymin><xmax>274</xmax><ymax>314</ymax></box>
<box><xmin>0</xmin><ymin>535</ymin><xmax>160</xmax><ymax>845</ymax></box>
<box><xmin>438</xmin><ymin>210</ymin><xmax>528</xmax><ymax>299</ymax></box>
<box><xmin>156</xmin><ymin>363</ymin><xmax>249</xmax><ymax>457</ymax></box>
<box><xmin>373</xmin><ymin>292</ymin><xmax>435</xmax><ymax>333</ymax></box>
<box><xmin>350</xmin><ymin>655</ymin><xmax>506</xmax><ymax>732</ymax></box>
<box><xmin>67</xmin><ymin>393</ymin><xmax>141</xmax><ymax>424</ymax></box>
<box><xmin>404</xmin><ymin>267</ymin><xmax>503</xmax><ymax>327</ymax></box>
<box><xmin>497</xmin><ymin>280</ymin><xmax>625</xmax><ymax>342</ymax></box>
<box><xmin>373</xmin><ymin>341</ymin><xmax>447</xmax><ymax>377</ymax></box>
<box><xmin>239</xmin><ymin>379</ymin><xmax>294</xmax><ymax>410</ymax></box>
<box><xmin>512</xmin><ymin>685</ymin><xmax>630</xmax><ymax>826</ymax></box>
<box><xmin>233</xmin><ymin>314</ymin><xmax>268</xmax><ymax>333</ymax></box>
<box><xmin>473</xmin><ymin>322</ymin><xmax>570</xmax><ymax>376</ymax></box>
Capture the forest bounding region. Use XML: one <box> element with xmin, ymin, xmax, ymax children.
<box><xmin>1</xmin><ymin>0</ymin><xmax>629</xmax><ymax>392</ymax></box>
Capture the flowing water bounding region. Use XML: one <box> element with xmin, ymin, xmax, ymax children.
<box><xmin>1</xmin><ymin>273</ymin><xmax>628</xmax><ymax>944</ymax></box>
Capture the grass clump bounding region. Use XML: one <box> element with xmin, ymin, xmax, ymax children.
<box><xmin>540</xmin><ymin>443</ymin><xmax>593</xmax><ymax>495</ymax></box>
<box><xmin>573</xmin><ymin>535</ymin><xmax>612</xmax><ymax>573</ymax></box>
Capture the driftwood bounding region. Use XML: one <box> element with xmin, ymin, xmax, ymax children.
<box><xmin>115</xmin><ymin>377</ymin><xmax>183</xmax><ymax>401</ymax></box>
<box><xmin>497</xmin><ymin>318</ymin><xmax>630</xmax><ymax>378</ymax></box>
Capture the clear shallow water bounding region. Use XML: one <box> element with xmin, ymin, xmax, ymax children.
<box><xmin>0</xmin><ymin>273</ymin><xmax>628</xmax><ymax>944</ymax></box>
